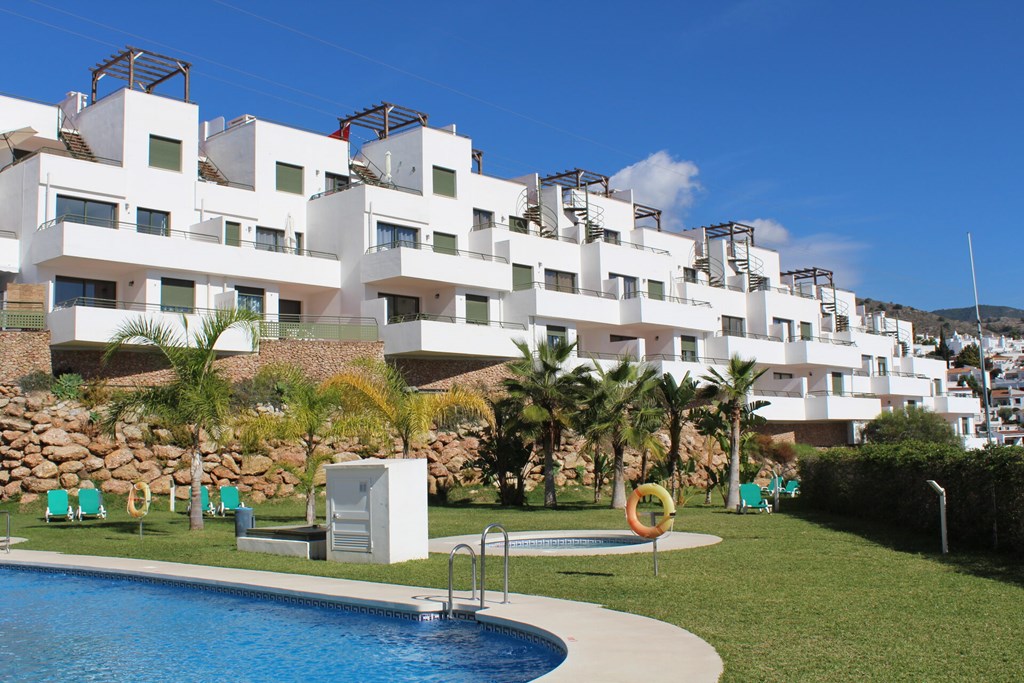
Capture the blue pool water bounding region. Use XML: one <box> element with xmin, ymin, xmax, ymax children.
<box><xmin>0</xmin><ymin>568</ymin><xmax>564</xmax><ymax>682</ymax></box>
<box><xmin>494</xmin><ymin>536</ymin><xmax>651</xmax><ymax>550</ymax></box>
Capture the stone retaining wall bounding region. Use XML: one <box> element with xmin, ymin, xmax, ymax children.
<box><xmin>0</xmin><ymin>331</ymin><xmax>52</xmax><ymax>383</ymax></box>
<box><xmin>393</xmin><ymin>357</ymin><xmax>511</xmax><ymax>391</ymax></box>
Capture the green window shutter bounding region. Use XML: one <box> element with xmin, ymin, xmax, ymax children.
<box><xmin>276</xmin><ymin>162</ymin><xmax>304</xmax><ymax>194</ymax></box>
<box><xmin>648</xmin><ymin>280</ymin><xmax>664</xmax><ymax>301</ymax></box>
<box><xmin>680</xmin><ymin>335</ymin><xmax>697</xmax><ymax>361</ymax></box>
<box><xmin>432</xmin><ymin>166</ymin><xmax>456</xmax><ymax>197</ymax></box>
<box><xmin>225</xmin><ymin>222</ymin><xmax>241</xmax><ymax>247</ymax></box>
<box><xmin>433</xmin><ymin>232</ymin><xmax>457</xmax><ymax>255</ymax></box>
<box><xmin>149</xmin><ymin>136</ymin><xmax>182</xmax><ymax>171</ymax></box>
<box><xmin>512</xmin><ymin>264</ymin><xmax>533</xmax><ymax>291</ymax></box>
<box><xmin>800</xmin><ymin>321</ymin><xmax>813</xmax><ymax>340</ymax></box>
<box><xmin>466</xmin><ymin>295</ymin><xmax>488</xmax><ymax>324</ymax></box>
<box><xmin>161</xmin><ymin>278</ymin><xmax>194</xmax><ymax>312</ymax></box>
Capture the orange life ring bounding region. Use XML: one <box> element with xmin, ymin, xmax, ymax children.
<box><xmin>625</xmin><ymin>483</ymin><xmax>676</xmax><ymax>539</ymax></box>
<box><xmin>127</xmin><ymin>481</ymin><xmax>151</xmax><ymax>518</ymax></box>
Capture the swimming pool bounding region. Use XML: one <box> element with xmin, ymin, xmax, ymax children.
<box><xmin>429</xmin><ymin>529</ymin><xmax>722</xmax><ymax>557</ymax></box>
<box><xmin>0</xmin><ymin>567</ymin><xmax>564</xmax><ymax>682</ymax></box>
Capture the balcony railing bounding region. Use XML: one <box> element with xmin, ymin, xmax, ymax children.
<box><xmin>308</xmin><ymin>178</ymin><xmax>420</xmax><ymax>201</ymax></box>
<box><xmin>36</xmin><ymin>214</ymin><xmax>338</xmax><ymax>259</ymax></box>
<box><xmin>788</xmin><ymin>335</ymin><xmax>856</xmax><ymax>347</ymax></box>
<box><xmin>621</xmin><ymin>290</ymin><xmax>712</xmax><ymax>308</ymax></box>
<box><xmin>644</xmin><ymin>353</ymin><xmax>732</xmax><ymax>365</ymax></box>
<box><xmin>1</xmin><ymin>143</ymin><xmax>122</xmax><ymax>173</ymax></box>
<box><xmin>470</xmin><ymin>220</ymin><xmax>579</xmax><ymax>244</ymax></box>
<box><xmin>365</xmin><ymin>242</ymin><xmax>508</xmax><ymax>263</ymax></box>
<box><xmin>514</xmin><ymin>281</ymin><xmax>618</xmax><ymax>300</ymax></box>
<box><xmin>51</xmin><ymin>298</ymin><xmax>377</xmax><ymax>341</ymax></box>
<box><xmin>753</xmin><ymin>389</ymin><xmax>803</xmax><ymax>398</ymax></box>
<box><xmin>807</xmin><ymin>390</ymin><xmax>879</xmax><ymax>398</ymax></box>
<box><xmin>387</xmin><ymin>313</ymin><xmax>526</xmax><ymax>330</ymax></box>
<box><xmin>715</xmin><ymin>330</ymin><xmax>783</xmax><ymax>342</ymax></box>
<box><xmin>584</xmin><ymin>234</ymin><xmax>671</xmax><ymax>256</ymax></box>
<box><xmin>755</xmin><ymin>284</ymin><xmax>816</xmax><ymax>299</ymax></box>
<box><xmin>0</xmin><ymin>301</ymin><xmax>44</xmax><ymax>330</ymax></box>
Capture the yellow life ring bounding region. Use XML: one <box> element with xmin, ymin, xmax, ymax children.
<box><xmin>625</xmin><ymin>483</ymin><xmax>676</xmax><ymax>539</ymax></box>
<box><xmin>127</xmin><ymin>481</ymin><xmax>151</xmax><ymax>519</ymax></box>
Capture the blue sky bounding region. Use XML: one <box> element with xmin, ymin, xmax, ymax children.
<box><xmin>3</xmin><ymin>1</ymin><xmax>1020</xmax><ymax>310</ymax></box>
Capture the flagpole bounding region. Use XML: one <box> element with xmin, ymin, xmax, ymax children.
<box><xmin>968</xmin><ymin>232</ymin><xmax>993</xmax><ymax>445</ymax></box>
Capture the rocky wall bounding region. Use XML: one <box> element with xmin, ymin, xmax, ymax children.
<box><xmin>0</xmin><ymin>331</ymin><xmax>52</xmax><ymax>383</ymax></box>
<box><xmin>392</xmin><ymin>357</ymin><xmax>511</xmax><ymax>391</ymax></box>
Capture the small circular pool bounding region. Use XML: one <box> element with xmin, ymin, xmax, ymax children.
<box><xmin>430</xmin><ymin>530</ymin><xmax>722</xmax><ymax>556</ymax></box>
<box><xmin>0</xmin><ymin>567</ymin><xmax>564</xmax><ymax>682</ymax></box>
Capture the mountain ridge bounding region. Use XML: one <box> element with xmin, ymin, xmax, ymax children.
<box><xmin>857</xmin><ymin>299</ymin><xmax>1024</xmax><ymax>339</ymax></box>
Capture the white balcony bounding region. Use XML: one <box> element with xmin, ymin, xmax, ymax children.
<box><xmin>0</xmin><ymin>230</ymin><xmax>19</xmax><ymax>273</ymax></box>
<box><xmin>805</xmin><ymin>393</ymin><xmax>882</xmax><ymax>421</ymax></box>
<box><xmin>47</xmin><ymin>302</ymin><xmax>256</xmax><ymax>352</ymax></box>
<box><xmin>704</xmin><ymin>332</ymin><xmax>787</xmax><ymax>365</ymax></box>
<box><xmin>755</xmin><ymin>394</ymin><xmax>808</xmax><ymax>422</ymax></box>
<box><xmin>929</xmin><ymin>394</ymin><xmax>981</xmax><ymax>416</ymax></box>
<box><xmin>644</xmin><ymin>355</ymin><xmax>725</xmax><ymax>381</ymax></box>
<box><xmin>503</xmin><ymin>284</ymin><xmax>620</xmax><ymax>325</ymax></box>
<box><xmin>618</xmin><ymin>293</ymin><xmax>718</xmax><ymax>331</ymax></box>
<box><xmin>784</xmin><ymin>337</ymin><xmax>862</xmax><ymax>368</ymax></box>
<box><xmin>869</xmin><ymin>373</ymin><xmax>934</xmax><ymax>397</ymax></box>
<box><xmin>30</xmin><ymin>218</ymin><xmax>340</xmax><ymax>289</ymax></box>
<box><xmin>360</xmin><ymin>243</ymin><xmax>508</xmax><ymax>291</ymax></box>
<box><xmin>380</xmin><ymin>314</ymin><xmax>523</xmax><ymax>358</ymax></box>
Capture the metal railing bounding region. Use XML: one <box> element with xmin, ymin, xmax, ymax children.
<box><xmin>447</xmin><ymin>544</ymin><xmax>477</xmax><ymax>619</ymax></box>
<box><xmin>621</xmin><ymin>290</ymin><xmax>712</xmax><ymax>308</ymax></box>
<box><xmin>584</xmin><ymin>234</ymin><xmax>671</xmax><ymax>256</ymax></box>
<box><xmin>644</xmin><ymin>353</ymin><xmax>732</xmax><ymax>365</ymax></box>
<box><xmin>787</xmin><ymin>335</ymin><xmax>856</xmax><ymax>347</ymax></box>
<box><xmin>807</xmin><ymin>390</ymin><xmax>879</xmax><ymax>398</ymax></box>
<box><xmin>36</xmin><ymin>214</ymin><xmax>338</xmax><ymax>259</ymax></box>
<box><xmin>365</xmin><ymin>241</ymin><xmax>507</xmax><ymax>263</ymax></box>
<box><xmin>260</xmin><ymin>315</ymin><xmax>379</xmax><ymax>342</ymax></box>
<box><xmin>387</xmin><ymin>313</ymin><xmax>526</xmax><ymax>330</ymax></box>
<box><xmin>0</xmin><ymin>301</ymin><xmax>45</xmax><ymax>330</ymax></box>
<box><xmin>874</xmin><ymin>370</ymin><xmax>929</xmax><ymax>379</ymax></box>
<box><xmin>753</xmin><ymin>389</ymin><xmax>803</xmax><ymax>398</ymax></box>
<box><xmin>480</xmin><ymin>523</ymin><xmax>510</xmax><ymax>608</ymax></box>
<box><xmin>308</xmin><ymin>176</ymin><xmax>420</xmax><ymax>200</ymax></box>
<box><xmin>715</xmin><ymin>330</ymin><xmax>783</xmax><ymax>342</ymax></box>
<box><xmin>470</xmin><ymin>220</ymin><xmax>578</xmax><ymax>244</ymax></box>
<box><xmin>514</xmin><ymin>281</ymin><xmax>617</xmax><ymax>300</ymax></box>
<box><xmin>755</xmin><ymin>284</ymin><xmax>816</xmax><ymax>299</ymax></box>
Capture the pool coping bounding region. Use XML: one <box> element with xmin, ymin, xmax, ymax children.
<box><xmin>430</xmin><ymin>529</ymin><xmax>722</xmax><ymax>556</ymax></box>
<box><xmin>0</xmin><ymin>550</ymin><xmax>723</xmax><ymax>682</ymax></box>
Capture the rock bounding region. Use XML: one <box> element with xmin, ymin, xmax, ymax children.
<box><xmin>212</xmin><ymin>466</ymin><xmax>236</xmax><ymax>480</ymax></box>
<box><xmin>23</xmin><ymin>477</ymin><xmax>58</xmax><ymax>493</ymax></box>
<box><xmin>10</xmin><ymin>466</ymin><xmax>30</xmax><ymax>480</ymax></box>
<box><xmin>121</xmin><ymin>424</ymin><xmax>145</xmax><ymax>445</ymax></box>
<box><xmin>88</xmin><ymin>436</ymin><xmax>117</xmax><ymax>457</ymax></box>
<box><xmin>0</xmin><ymin>471</ymin><xmax>7</xmax><ymax>484</ymax></box>
<box><xmin>101</xmin><ymin>479</ymin><xmax>132</xmax><ymax>495</ymax></box>
<box><xmin>70</xmin><ymin>433</ymin><xmax>92</xmax><ymax>447</ymax></box>
<box><xmin>22</xmin><ymin>453</ymin><xmax>43</xmax><ymax>468</ymax></box>
<box><xmin>82</xmin><ymin>456</ymin><xmax>105</xmax><ymax>471</ymax></box>
<box><xmin>91</xmin><ymin>469</ymin><xmax>111</xmax><ymax>482</ymax></box>
<box><xmin>112</xmin><ymin>463</ymin><xmax>141</xmax><ymax>481</ymax></box>
<box><xmin>58</xmin><ymin>460</ymin><xmax>85</xmax><ymax>474</ymax></box>
<box><xmin>59</xmin><ymin>472</ymin><xmax>80</xmax><ymax>488</ymax></box>
<box><xmin>7</xmin><ymin>433</ymin><xmax>31</xmax><ymax>450</ymax></box>
<box><xmin>249</xmin><ymin>490</ymin><xmax>266</xmax><ymax>504</ymax></box>
<box><xmin>0</xmin><ymin>416</ymin><xmax>32</xmax><ymax>431</ymax></box>
<box><xmin>240</xmin><ymin>455</ymin><xmax>273</xmax><ymax>475</ymax></box>
<box><xmin>31</xmin><ymin>461</ymin><xmax>59</xmax><ymax>479</ymax></box>
<box><xmin>19</xmin><ymin>492</ymin><xmax>38</xmax><ymax>505</ymax></box>
<box><xmin>78</xmin><ymin>479</ymin><xmax>95</xmax><ymax>489</ymax></box>
<box><xmin>25</xmin><ymin>395</ymin><xmax>44</xmax><ymax>411</ymax></box>
<box><xmin>149</xmin><ymin>475</ymin><xmax>173</xmax><ymax>495</ymax></box>
<box><xmin>221</xmin><ymin>454</ymin><xmax>241</xmax><ymax>474</ymax></box>
<box><xmin>43</xmin><ymin>445</ymin><xmax>90</xmax><ymax>462</ymax></box>
<box><xmin>134</xmin><ymin>447</ymin><xmax>156</xmax><ymax>462</ymax></box>
<box><xmin>270</xmin><ymin>446</ymin><xmax>305</xmax><ymax>467</ymax></box>
<box><xmin>104</xmin><ymin>449</ymin><xmax>134</xmax><ymax>470</ymax></box>
<box><xmin>4</xmin><ymin>481</ymin><xmax>23</xmax><ymax>498</ymax></box>
<box><xmin>153</xmin><ymin>444</ymin><xmax>185</xmax><ymax>461</ymax></box>
<box><xmin>173</xmin><ymin>470</ymin><xmax>192</xmax><ymax>485</ymax></box>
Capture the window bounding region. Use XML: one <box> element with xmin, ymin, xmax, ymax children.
<box><xmin>544</xmin><ymin>269</ymin><xmax>577</xmax><ymax>294</ymax></box>
<box><xmin>149</xmin><ymin>135</ymin><xmax>181</xmax><ymax>172</ymax></box>
<box><xmin>773</xmin><ymin>317</ymin><xmax>794</xmax><ymax>341</ymax></box>
<box><xmin>648</xmin><ymin>280</ymin><xmax>665</xmax><ymax>301</ymax></box>
<box><xmin>432</xmin><ymin>166</ymin><xmax>456</xmax><ymax>197</ymax></box>
<box><xmin>773</xmin><ymin>372</ymin><xmax>794</xmax><ymax>380</ymax></box>
<box><xmin>961</xmin><ymin>417</ymin><xmax>970</xmax><ymax>434</ymax></box>
<box><xmin>610</xmin><ymin>334</ymin><xmax>637</xmax><ymax>343</ymax></box>
<box><xmin>512</xmin><ymin>264</ymin><xmax>533</xmax><ymax>291</ymax></box>
<box><xmin>160</xmin><ymin>278</ymin><xmax>194</xmax><ymax>313</ymax></box>
<box><xmin>683</xmin><ymin>267</ymin><xmax>698</xmax><ymax>284</ymax></box>
<box><xmin>276</xmin><ymin>162</ymin><xmax>303</xmax><ymax>194</ymax></box>
<box><xmin>56</xmin><ymin>195</ymin><xmax>116</xmax><ymax>228</ymax></box>
<box><xmin>376</xmin><ymin>222</ymin><xmax>418</xmax><ymax>249</ymax></box>
<box><xmin>466</xmin><ymin>295</ymin><xmax>488</xmax><ymax>325</ymax></box>
<box><xmin>934</xmin><ymin>379</ymin><xmax>943</xmax><ymax>396</ymax></box>
<box><xmin>547</xmin><ymin>325</ymin><xmax>567</xmax><ymax>348</ymax></box>
<box><xmin>603</xmin><ymin>229</ymin><xmax>621</xmax><ymax>245</ymax></box>
<box><xmin>225</xmin><ymin>221</ymin><xmax>241</xmax><ymax>247</ymax></box>
<box><xmin>876</xmin><ymin>357</ymin><xmax>888</xmax><ymax>376</ymax></box>
<box><xmin>294</xmin><ymin>233</ymin><xmax>304</xmax><ymax>254</ymax></box>
<box><xmin>381</xmin><ymin>293</ymin><xmax>420</xmax><ymax>322</ymax></box>
<box><xmin>137</xmin><ymin>208</ymin><xmax>169</xmax><ymax>236</ymax></box>
<box><xmin>325</xmin><ymin>172</ymin><xmax>348</xmax><ymax>193</ymax></box>
<box><xmin>508</xmin><ymin>216</ymin><xmax>528</xmax><ymax>234</ymax></box>
<box><xmin>279</xmin><ymin>299</ymin><xmax>302</xmax><ymax>323</ymax></box>
<box><xmin>861</xmin><ymin>354</ymin><xmax>873</xmax><ymax>372</ymax></box>
<box><xmin>680</xmin><ymin>335</ymin><xmax>697</xmax><ymax>362</ymax></box>
<box><xmin>256</xmin><ymin>227</ymin><xmax>286</xmax><ymax>253</ymax></box>
<box><xmin>831</xmin><ymin>372</ymin><xmax>844</xmax><ymax>396</ymax></box>
<box><xmin>433</xmin><ymin>232</ymin><xmax>458</xmax><ymax>255</ymax></box>
<box><xmin>610</xmin><ymin>273</ymin><xmax>638</xmax><ymax>298</ymax></box>
<box><xmin>800</xmin><ymin>321</ymin><xmax>813</xmax><ymax>341</ymax></box>
<box><xmin>472</xmin><ymin>209</ymin><xmax>494</xmax><ymax>229</ymax></box>
<box><xmin>55</xmin><ymin>276</ymin><xmax>116</xmax><ymax>308</ymax></box>
<box><xmin>236</xmin><ymin>286</ymin><xmax>265</xmax><ymax>315</ymax></box>
<box><xmin>722</xmin><ymin>315</ymin><xmax>745</xmax><ymax>337</ymax></box>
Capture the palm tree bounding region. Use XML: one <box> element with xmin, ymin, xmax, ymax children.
<box><xmin>657</xmin><ymin>372</ymin><xmax>702</xmax><ymax>501</ymax></box>
<box><xmin>103</xmin><ymin>308</ymin><xmax>260</xmax><ymax>531</ymax></box>
<box><xmin>327</xmin><ymin>358</ymin><xmax>492</xmax><ymax>459</ymax></box>
<box><xmin>582</xmin><ymin>357</ymin><xmax>663</xmax><ymax>509</ymax></box>
<box><xmin>503</xmin><ymin>340</ymin><xmax>592</xmax><ymax>508</ymax></box>
<box><xmin>702</xmin><ymin>355</ymin><xmax>769</xmax><ymax>511</ymax></box>
<box><xmin>467</xmin><ymin>395</ymin><xmax>537</xmax><ymax>506</ymax></box>
<box><xmin>237</xmin><ymin>364</ymin><xmax>369</xmax><ymax>525</ymax></box>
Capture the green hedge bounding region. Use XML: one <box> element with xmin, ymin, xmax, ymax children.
<box><xmin>799</xmin><ymin>442</ymin><xmax>1024</xmax><ymax>555</ymax></box>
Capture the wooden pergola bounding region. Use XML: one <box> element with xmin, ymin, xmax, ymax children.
<box><xmin>703</xmin><ymin>221</ymin><xmax>757</xmax><ymax>245</ymax></box>
<box><xmin>91</xmin><ymin>47</ymin><xmax>191</xmax><ymax>102</ymax></box>
<box><xmin>781</xmin><ymin>266</ymin><xmax>835</xmax><ymax>287</ymax></box>
<box><xmin>634</xmin><ymin>203</ymin><xmax>662</xmax><ymax>231</ymax></box>
<box><xmin>337</xmin><ymin>102</ymin><xmax>429</xmax><ymax>141</ymax></box>
<box><xmin>540</xmin><ymin>168</ymin><xmax>610</xmax><ymax>195</ymax></box>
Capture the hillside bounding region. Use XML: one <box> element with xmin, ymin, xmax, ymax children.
<box><xmin>857</xmin><ymin>299</ymin><xmax>1024</xmax><ymax>339</ymax></box>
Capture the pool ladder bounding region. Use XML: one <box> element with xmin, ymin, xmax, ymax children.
<box><xmin>446</xmin><ymin>523</ymin><xmax>510</xmax><ymax>618</ymax></box>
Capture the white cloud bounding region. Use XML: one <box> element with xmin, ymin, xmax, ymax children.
<box><xmin>609</xmin><ymin>151</ymin><xmax>701</xmax><ymax>230</ymax></box>
<box><xmin>742</xmin><ymin>217</ymin><xmax>867</xmax><ymax>287</ymax></box>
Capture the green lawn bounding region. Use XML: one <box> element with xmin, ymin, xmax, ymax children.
<box><xmin>3</xmin><ymin>487</ymin><xmax>1022</xmax><ymax>682</ymax></box>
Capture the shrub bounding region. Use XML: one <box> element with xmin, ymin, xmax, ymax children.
<box><xmin>81</xmin><ymin>378</ymin><xmax>114</xmax><ymax>409</ymax></box>
<box><xmin>800</xmin><ymin>442</ymin><xmax>1024</xmax><ymax>555</ymax></box>
<box><xmin>51</xmin><ymin>373</ymin><xmax>83</xmax><ymax>401</ymax></box>
<box><xmin>19</xmin><ymin>370</ymin><xmax>52</xmax><ymax>393</ymax></box>
<box><xmin>862</xmin><ymin>406</ymin><xmax>961</xmax><ymax>446</ymax></box>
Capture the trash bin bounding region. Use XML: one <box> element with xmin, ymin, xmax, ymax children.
<box><xmin>235</xmin><ymin>506</ymin><xmax>255</xmax><ymax>538</ymax></box>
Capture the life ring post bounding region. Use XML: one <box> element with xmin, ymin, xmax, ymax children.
<box><xmin>625</xmin><ymin>483</ymin><xmax>676</xmax><ymax>577</ymax></box>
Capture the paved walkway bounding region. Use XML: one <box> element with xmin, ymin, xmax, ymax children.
<box><xmin>1</xmin><ymin>549</ymin><xmax>723</xmax><ymax>682</ymax></box>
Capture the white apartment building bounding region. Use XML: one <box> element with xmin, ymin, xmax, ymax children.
<box><xmin>0</xmin><ymin>49</ymin><xmax>980</xmax><ymax>446</ymax></box>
